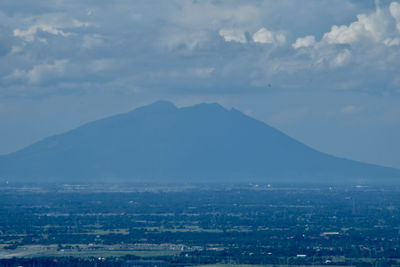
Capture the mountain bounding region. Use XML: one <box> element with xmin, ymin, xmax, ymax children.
<box><xmin>0</xmin><ymin>101</ymin><xmax>399</xmax><ymax>184</ymax></box>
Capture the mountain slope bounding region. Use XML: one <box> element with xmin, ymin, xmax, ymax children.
<box><xmin>0</xmin><ymin>101</ymin><xmax>399</xmax><ymax>184</ymax></box>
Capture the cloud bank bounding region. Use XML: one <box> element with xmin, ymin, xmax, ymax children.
<box><xmin>0</xmin><ymin>0</ymin><xmax>399</xmax><ymax>97</ymax></box>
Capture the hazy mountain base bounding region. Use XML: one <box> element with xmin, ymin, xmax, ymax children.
<box><xmin>0</xmin><ymin>101</ymin><xmax>399</xmax><ymax>184</ymax></box>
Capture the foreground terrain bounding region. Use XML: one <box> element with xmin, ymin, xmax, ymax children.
<box><xmin>0</xmin><ymin>183</ymin><xmax>399</xmax><ymax>266</ymax></box>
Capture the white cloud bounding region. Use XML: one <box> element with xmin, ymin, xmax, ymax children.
<box><xmin>252</xmin><ymin>28</ymin><xmax>273</xmax><ymax>44</ymax></box>
<box><xmin>72</xmin><ymin>19</ymin><xmax>90</xmax><ymax>28</ymax></box>
<box><xmin>390</xmin><ymin>2</ymin><xmax>400</xmax><ymax>20</ymax></box>
<box><xmin>219</xmin><ymin>27</ymin><xmax>286</xmax><ymax>45</ymax></box>
<box><xmin>219</xmin><ymin>29</ymin><xmax>247</xmax><ymax>43</ymax></box>
<box><xmin>2</xmin><ymin>0</ymin><xmax>400</xmax><ymax>97</ymax></box>
<box><xmin>319</xmin><ymin>3</ymin><xmax>400</xmax><ymax>47</ymax></box>
<box><xmin>322</xmin><ymin>12</ymin><xmax>385</xmax><ymax>45</ymax></box>
<box><xmin>332</xmin><ymin>49</ymin><xmax>351</xmax><ymax>67</ymax></box>
<box><xmin>390</xmin><ymin>2</ymin><xmax>400</xmax><ymax>30</ymax></box>
<box><xmin>7</xmin><ymin>60</ymin><xmax>69</xmax><ymax>85</ymax></box>
<box><xmin>292</xmin><ymin>35</ymin><xmax>316</xmax><ymax>49</ymax></box>
<box><xmin>291</xmin><ymin>2</ymin><xmax>400</xmax><ymax>73</ymax></box>
<box><xmin>252</xmin><ymin>27</ymin><xmax>286</xmax><ymax>45</ymax></box>
<box><xmin>384</xmin><ymin>37</ymin><xmax>400</xmax><ymax>46</ymax></box>
<box><xmin>13</xmin><ymin>24</ymin><xmax>71</xmax><ymax>42</ymax></box>
<box><xmin>29</xmin><ymin>60</ymin><xmax>68</xmax><ymax>84</ymax></box>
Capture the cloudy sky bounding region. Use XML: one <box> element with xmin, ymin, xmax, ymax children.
<box><xmin>1</xmin><ymin>0</ymin><xmax>400</xmax><ymax>168</ymax></box>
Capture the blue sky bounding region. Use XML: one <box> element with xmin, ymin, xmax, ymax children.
<box><xmin>0</xmin><ymin>0</ymin><xmax>400</xmax><ymax>168</ymax></box>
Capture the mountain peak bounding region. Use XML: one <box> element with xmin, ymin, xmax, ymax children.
<box><xmin>187</xmin><ymin>102</ymin><xmax>227</xmax><ymax>112</ymax></box>
<box><xmin>137</xmin><ymin>100</ymin><xmax>177</xmax><ymax>112</ymax></box>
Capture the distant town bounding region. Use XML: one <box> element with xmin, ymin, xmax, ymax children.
<box><xmin>0</xmin><ymin>183</ymin><xmax>399</xmax><ymax>266</ymax></box>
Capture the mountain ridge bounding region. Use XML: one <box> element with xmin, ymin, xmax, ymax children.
<box><xmin>0</xmin><ymin>101</ymin><xmax>399</xmax><ymax>184</ymax></box>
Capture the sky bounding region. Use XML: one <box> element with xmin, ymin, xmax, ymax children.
<box><xmin>0</xmin><ymin>0</ymin><xmax>400</xmax><ymax>168</ymax></box>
